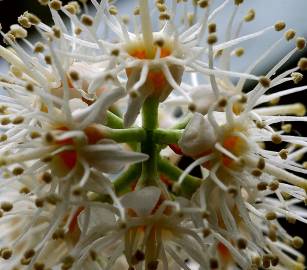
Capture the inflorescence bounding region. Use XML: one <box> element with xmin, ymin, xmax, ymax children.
<box><xmin>0</xmin><ymin>0</ymin><xmax>307</xmax><ymax>269</ymax></box>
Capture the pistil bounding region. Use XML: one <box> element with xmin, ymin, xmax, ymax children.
<box><xmin>139</xmin><ymin>0</ymin><xmax>155</xmax><ymax>58</ymax></box>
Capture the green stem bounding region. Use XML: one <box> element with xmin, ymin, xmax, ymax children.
<box><xmin>113</xmin><ymin>164</ymin><xmax>142</xmax><ymax>195</ymax></box>
<box><xmin>107</xmin><ymin>128</ymin><xmax>146</xmax><ymax>143</ymax></box>
<box><xmin>137</xmin><ymin>97</ymin><xmax>159</xmax><ymax>188</ymax></box>
<box><xmin>171</xmin><ymin>113</ymin><xmax>192</xmax><ymax>129</ymax></box>
<box><xmin>158</xmin><ymin>158</ymin><xmax>201</xmax><ymax>196</ymax></box>
<box><xmin>106</xmin><ymin>111</ymin><xmax>124</xmax><ymax>129</ymax></box>
<box><xmin>105</xmin><ymin>111</ymin><xmax>138</xmax><ymax>150</ymax></box>
<box><xmin>153</xmin><ymin>129</ymin><xmax>183</xmax><ymax>145</ymax></box>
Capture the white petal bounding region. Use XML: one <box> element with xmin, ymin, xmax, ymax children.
<box><xmin>179</xmin><ymin>113</ymin><xmax>214</xmax><ymax>156</ymax></box>
<box><xmin>121</xmin><ymin>186</ymin><xmax>161</xmax><ymax>216</ymax></box>
<box><xmin>78</xmin><ymin>207</ymin><xmax>116</xmax><ymax>233</ymax></box>
<box><xmin>124</xmin><ymin>88</ymin><xmax>150</xmax><ymax>127</ymax></box>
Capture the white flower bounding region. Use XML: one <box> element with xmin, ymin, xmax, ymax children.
<box><xmin>177</xmin><ymin>89</ymin><xmax>307</xmax><ymax>268</ymax></box>
<box><xmin>25</xmin><ymin>0</ymin><xmax>273</xmax><ymax>127</ymax></box>
<box><xmin>68</xmin><ymin>186</ymin><xmax>208</xmax><ymax>270</ymax></box>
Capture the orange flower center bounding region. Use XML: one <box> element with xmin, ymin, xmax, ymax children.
<box><xmin>125</xmin><ymin>39</ymin><xmax>173</xmax><ymax>92</ymax></box>
<box><xmin>222</xmin><ymin>135</ymin><xmax>246</xmax><ymax>167</ymax></box>
<box><xmin>53</xmin><ymin>125</ymin><xmax>104</xmax><ymax>170</ymax></box>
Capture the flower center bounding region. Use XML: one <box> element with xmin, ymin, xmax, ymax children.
<box><xmin>52</xmin><ymin>125</ymin><xmax>104</xmax><ymax>170</ymax></box>
<box><xmin>126</xmin><ymin>38</ymin><xmax>172</xmax><ymax>60</ymax></box>
<box><xmin>222</xmin><ymin>135</ymin><xmax>247</xmax><ymax>167</ymax></box>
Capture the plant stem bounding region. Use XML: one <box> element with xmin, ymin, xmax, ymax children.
<box><xmin>137</xmin><ymin>97</ymin><xmax>159</xmax><ymax>188</ymax></box>
<box><xmin>106</xmin><ymin>111</ymin><xmax>124</xmax><ymax>129</ymax></box>
<box><xmin>158</xmin><ymin>158</ymin><xmax>201</xmax><ymax>196</ymax></box>
<box><xmin>107</xmin><ymin>128</ymin><xmax>146</xmax><ymax>143</ymax></box>
<box><xmin>114</xmin><ymin>164</ymin><xmax>142</xmax><ymax>195</ymax></box>
<box><xmin>153</xmin><ymin>129</ymin><xmax>183</xmax><ymax>145</ymax></box>
<box><xmin>105</xmin><ymin>111</ymin><xmax>138</xmax><ymax>150</ymax></box>
<box><xmin>171</xmin><ymin>113</ymin><xmax>192</xmax><ymax>129</ymax></box>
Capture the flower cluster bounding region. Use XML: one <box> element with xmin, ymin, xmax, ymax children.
<box><xmin>0</xmin><ymin>0</ymin><xmax>307</xmax><ymax>269</ymax></box>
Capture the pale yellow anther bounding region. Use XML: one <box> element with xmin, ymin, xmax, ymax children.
<box><xmin>34</xmin><ymin>42</ymin><xmax>45</xmax><ymax>53</ymax></box>
<box><xmin>24</xmin><ymin>12</ymin><xmax>41</xmax><ymax>25</ymax></box>
<box><xmin>159</xmin><ymin>12</ymin><xmax>171</xmax><ymax>20</ymax></box>
<box><xmin>265</xmin><ymin>211</ymin><xmax>277</xmax><ymax>221</ymax></box>
<box><xmin>34</xmin><ymin>262</ymin><xmax>46</xmax><ymax>270</ymax></box>
<box><xmin>237</xmin><ymin>238</ymin><xmax>247</xmax><ymax>249</ymax></box>
<box><xmin>281</xmin><ymin>123</ymin><xmax>292</xmax><ymax>133</ymax></box>
<box><xmin>292</xmin><ymin>236</ymin><xmax>304</xmax><ymax>249</ymax></box>
<box><xmin>45</xmin><ymin>193</ymin><xmax>62</xmax><ymax>205</ymax></box>
<box><xmin>275</xmin><ymin>21</ymin><xmax>286</xmax><ymax>31</ymax></box>
<box><xmin>12</xmin><ymin>116</ymin><xmax>24</xmax><ymax>125</ymax></box>
<box><xmin>257</xmin><ymin>158</ymin><xmax>266</xmax><ymax>170</ymax></box>
<box><xmin>298</xmin><ymin>57</ymin><xmax>307</xmax><ymax>71</ymax></box>
<box><xmin>12</xmin><ymin>166</ymin><xmax>24</xmax><ymax>175</ymax></box>
<box><xmin>52</xmin><ymin>26</ymin><xmax>61</xmax><ymax>38</ymax></box>
<box><xmin>188</xmin><ymin>103</ymin><xmax>197</xmax><ymax>112</ymax></box>
<box><xmin>269</xmin><ymin>180</ymin><xmax>279</xmax><ymax>191</ymax></box>
<box><xmin>235</xmin><ymin>47</ymin><xmax>244</xmax><ymax>57</ymax></box>
<box><xmin>10</xmin><ymin>66</ymin><xmax>23</xmax><ymax>78</ymax></box>
<box><xmin>69</xmin><ymin>70</ymin><xmax>79</xmax><ymax>81</ymax></box>
<box><xmin>296</xmin><ymin>37</ymin><xmax>306</xmax><ymax>50</ymax></box>
<box><xmin>81</xmin><ymin>15</ymin><xmax>94</xmax><ymax>26</ymax></box>
<box><xmin>44</xmin><ymin>132</ymin><xmax>54</xmax><ymax>143</ymax></box>
<box><xmin>20</xmin><ymin>187</ymin><xmax>30</xmax><ymax>194</ymax></box>
<box><xmin>259</xmin><ymin>76</ymin><xmax>271</xmax><ymax>88</ymax></box>
<box><xmin>279</xmin><ymin>149</ymin><xmax>288</xmax><ymax>160</ymax></box>
<box><xmin>252</xmin><ymin>168</ymin><xmax>262</xmax><ymax>177</ymax></box>
<box><xmin>74</xmin><ymin>27</ymin><xmax>82</xmax><ymax>35</ymax></box>
<box><xmin>0</xmin><ymin>248</ymin><xmax>12</xmax><ymax>260</ymax></box>
<box><xmin>25</xmin><ymin>82</ymin><xmax>34</xmax><ymax>92</ymax></box>
<box><xmin>207</xmin><ymin>34</ymin><xmax>217</xmax><ymax>45</ymax></box>
<box><xmin>218</xmin><ymin>97</ymin><xmax>227</xmax><ymax>107</ymax></box>
<box><xmin>35</xmin><ymin>198</ymin><xmax>44</xmax><ymax>208</ymax></box>
<box><xmin>257</xmin><ymin>182</ymin><xmax>268</xmax><ymax>191</ymax></box>
<box><xmin>156</xmin><ymin>3</ymin><xmax>166</xmax><ymax>12</ymax></box>
<box><xmin>41</xmin><ymin>171</ymin><xmax>52</xmax><ymax>183</ymax></box>
<box><xmin>1</xmin><ymin>201</ymin><xmax>13</xmax><ymax>212</ymax></box>
<box><xmin>0</xmin><ymin>134</ymin><xmax>7</xmax><ymax>142</ymax></box>
<box><xmin>291</xmin><ymin>72</ymin><xmax>303</xmax><ymax>84</ymax></box>
<box><xmin>134</xmin><ymin>7</ymin><xmax>140</xmax><ymax>15</ymax></box>
<box><xmin>285</xmin><ymin>29</ymin><xmax>296</xmax><ymax>41</ymax></box>
<box><xmin>18</xmin><ymin>16</ymin><xmax>31</xmax><ymax>28</ymax></box>
<box><xmin>64</xmin><ymin>4</ymin><xmax>77</xmax><ymax>14</ymax></box>
<box><xmin>271</xmin><ymin>134</ymin><xmax>282</xmax><ymax>144</ymax></box>
<box><xmin>50</xmin><ymin>0</ymin><xmax>62</xmax><ymax>10</ymax></box>
<box><xmin>208</xmin><ymin>23</ymin><xmax>216</xmax><ymax>34</ymax></box>
<box><xmin>10</xmin><ymin>24</ymin><xmax>28</xmax><ymax>39</ymax></box>
<box><xmin>234</xmin><ymin>0</ymin><xmax>244</xmax><ymax>5</ymax></box>
<box><xmin>44</xmin><ymin>55</ymin><xmax>52</xmax><ymax>65</ymax></box>
<box><xmin>1</xmin><ymin>117</ymin><xmax>11</xmax><ymax>126</ymax></box>
<box><xmin>244</xmin><ymin>9</ymin><xmax>255</xmax><ymax>22</ymax></box>
<box><xmin>109</xmin><ymin>5</ymin><xmax>118</xmax><ymax>15</ymax></box>
<box><xmin>198</xmin><ymin>0</ymin><xmax>209</xmax><ymax>8</ymax></box>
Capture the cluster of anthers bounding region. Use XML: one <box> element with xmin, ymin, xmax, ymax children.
<box><xmin>0</xmin><ymin>0</ymin><xmax>307</xmax><ymax>269</ymax></box>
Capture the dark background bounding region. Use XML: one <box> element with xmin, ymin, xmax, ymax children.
<box><xmin>1</xmin><ymin>0</ymin><xmax>307</xmax><ymax>258</ymax></box>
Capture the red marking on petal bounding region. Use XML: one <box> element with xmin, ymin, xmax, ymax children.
<box><xmin>59</xmin><ymin>150</ymin><xmax>77</xmax><ymax>169</ymax></box>
<box><xmin>218</xmin><ymin>242</ymin><xmax>231</xmax><ymax>260</ymax></box>
<box><xmin>69</xmin><ymin>207</ymin><xmax>85</xmax><ymax>233</ymax></box>
<box><xmin>169</xmin><ymin>144</ymin><xmax>183</xmax><ymax>155</ymax></box>
<box><xmin>160</xmin><ymin>174</ymin><xmax>173</xmax><ymax>187</ymax></box>
<box><xmin>84</xmin><ymin>126</ymin><xmax>104</xmax><ymax>144</ymax></box>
